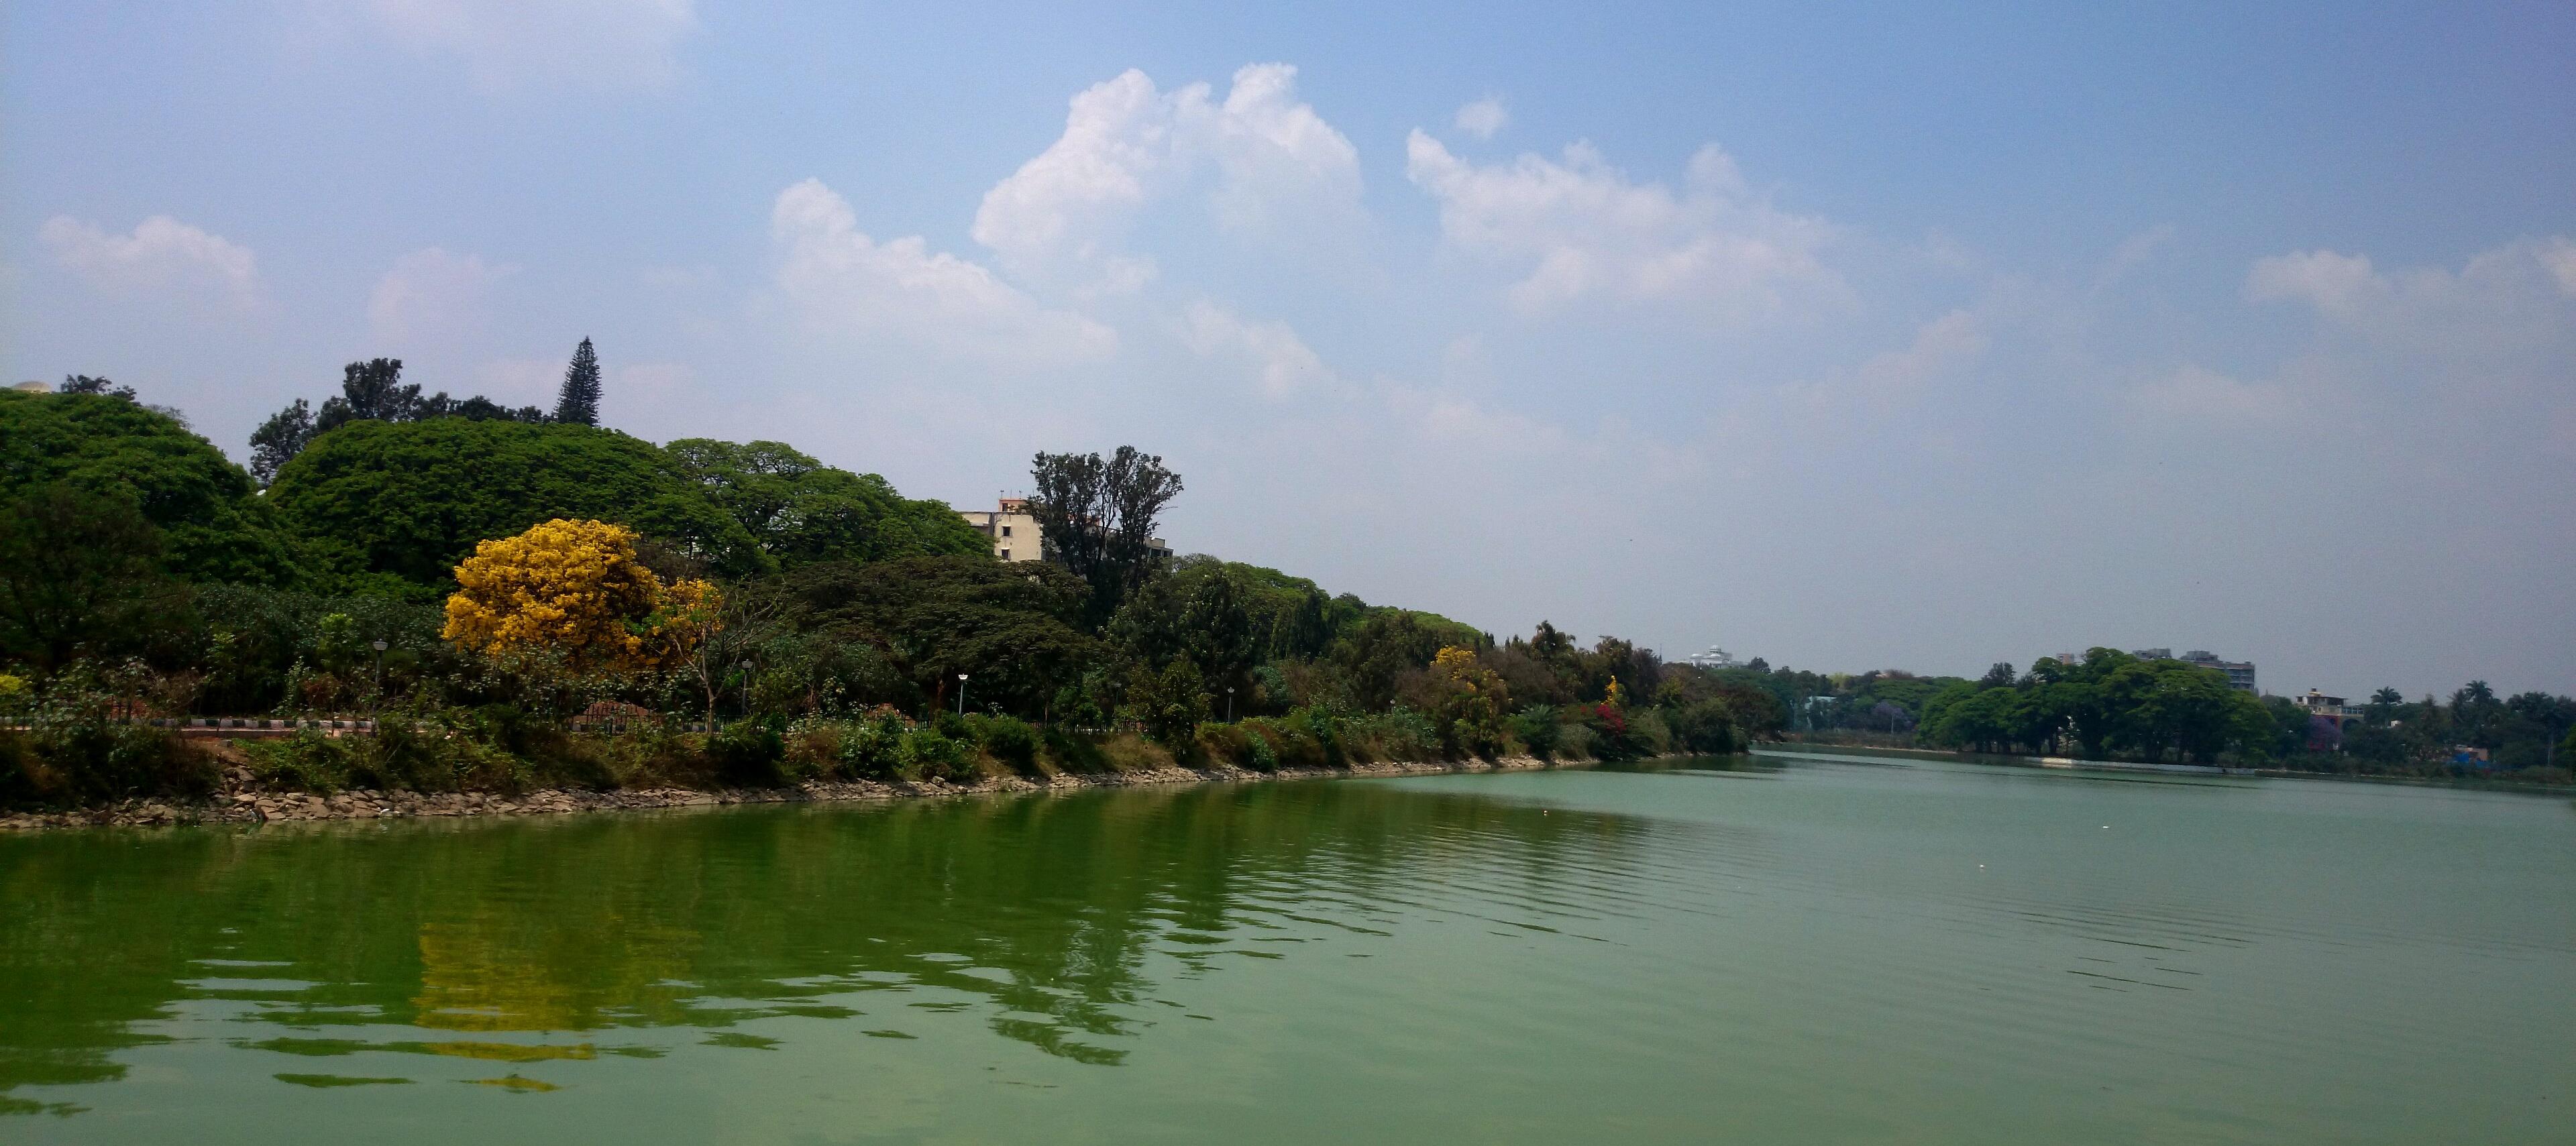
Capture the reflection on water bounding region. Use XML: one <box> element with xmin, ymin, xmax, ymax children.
<box><xmin>0</xmin><ymin>779</ymin><xmax>1655</xmax><ymax>1103</ymax></box>
<box><xmin>5</xmin><ymin>761</ymin><xmax>2571</xmax><ymax>1144</ymax></box>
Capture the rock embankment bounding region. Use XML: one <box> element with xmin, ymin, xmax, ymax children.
<box><xmin>0</xmin><ymin>756</ymin><xmax>1562</xmax><ymax>832</ymax></box>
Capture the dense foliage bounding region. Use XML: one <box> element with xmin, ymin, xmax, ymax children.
<box><xmin>6</xmin><ymin>371</ymin><xmax>2561</xmax><ymax>809</ymax></box>
<box><xmin>267</xmin><ymin>417</ymin><xmax>762</xmax><ymax>594</ymax></box>
<box><xmin>0</xmin><ymin>390</ymin><xmax>299</xmax><ymax>585</ymax></box>
<box><xmin>666</xmin><ymin>439</ymin><xmax>987</xmax><ymax>569</ymax></box>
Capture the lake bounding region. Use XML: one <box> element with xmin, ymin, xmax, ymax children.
<box><xmin>3</xmin><ymin>754</ymin><xmax>2571</xmax><ymax>1143</ymax></box>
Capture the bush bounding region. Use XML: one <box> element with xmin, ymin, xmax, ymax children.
<box><xmin>1276</xmin><ymin>707</ymin><xmax>1343</xmax><ymax>768</ymax></box>
<box><xmin>1663</xmin><ymin>699</ymin><xmax>1743</xmax><ymax>755</ymax></box>
<box><xmin>240</xmin><ymin>731</ymin><xmax>356</xmax><ymax>793</ymax></box>
<box><xmin>1041</xmin><ymin>727</ymin><xmax>1108</xmax><ymax>774</ymax></box>
<box><xmin>1097</xmin><ymin>733</ymin><xmax>1175</xmax><ymax>773</ymax></box>
<box><xmin>0</xmin><ymin>668</ymin><xmax>219</xmax><ymax>807</ymax></box>
<box><xmin>1342</xmin><ymin>707</ymin><xmax>1444</xmax><ymax>763</ymax></box>
<box><xmin>837</xmin><ymin>713</ymin><xmax>908</xmax><ymax>780</ymax></box>
<box><xmin>1552</xmin><ymin>722</ymin><xmax>1595</xmax><ymax>761</ymax></box>
<box><xmin>708</xmin><ymin>719</ymin><xmax>787</xmax><ymax>786</ymax></box>
<box><xmin>898</xmin><ymin>728</ymin><xmax>974</xmax><ymax>783</ymax></box>
<box><xmin>965</xmin><ymin>714</ymin><xmax>1040</xmax><ymax>774</ymax></box>
<box><xmin>1512</xmin><ymin>706</ymin><xmax>1562</xmax><ymax>759</ymax></box>
<box><xmin>1192</xmin><ymin>722</ymin><xmax>1248</xmax><ymax>769</ymax></box>
<box><xmin>1244</xmin><ymin>729</ymin><xmax>1279</xmax><ymax>772</ymax></box>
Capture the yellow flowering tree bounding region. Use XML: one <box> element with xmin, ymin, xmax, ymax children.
<box><xmin>1428</xmin><ymin>645</ymin><xmax>1513</xmax><ymax>758</ymax></box>
<box><xmin>441</xmin><ymin>518</ymin><xmax>713</xmax><ymax>674</ymax></box>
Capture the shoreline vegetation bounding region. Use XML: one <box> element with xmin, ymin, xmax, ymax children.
<box><xmin>0</xmin><ymin>750</ymin><xmax>1587</xmax><ymax>832</ymax></box>
<box><xmin>6</xmin><ymin>355</ymin><xmax>2569</xmax><ymax>823</ymax></box>
<box><xmin>1</xmin><ymin>358</ymin><xmax>1751</xmax><ymax>822</ymax></box>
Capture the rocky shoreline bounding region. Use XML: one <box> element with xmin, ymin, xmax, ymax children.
<box><xmin>0</xmin><ymin>756</ymin><xmax>1572</xmax><ymax>832</ymax></box>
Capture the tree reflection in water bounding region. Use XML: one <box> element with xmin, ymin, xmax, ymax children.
<box><xmin>0</xmin><ymin>777</ymin><xmax>1654</xmax><ymax>1107</ymax></box>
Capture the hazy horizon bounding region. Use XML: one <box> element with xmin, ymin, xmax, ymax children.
<box><xmin>5</xmin><ymin>1</ymin><xmax>2569</xmax><ymax>698</ymax></box>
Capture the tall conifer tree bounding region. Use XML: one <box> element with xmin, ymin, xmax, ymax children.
<box><xmin>554</xmin><ymin>337</ymin><xmax>602</xmax><ymax>426</ymax></box>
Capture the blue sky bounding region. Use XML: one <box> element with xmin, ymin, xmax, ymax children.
<box><xmin>5</xmin><ymin>1</ymin><xmax>2571</xmax><ymax>697</ymax></box>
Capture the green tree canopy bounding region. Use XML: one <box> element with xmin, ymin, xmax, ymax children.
<box><xmin>665</xmin><ymin>439</ymin><xmax>987</xmax><ymax>569</ymax></box>
<box><xmin>0</xmin><ymin>390</ymin><xmax>299</xmax><ymax>585</ymax></box>
<box><xmin>0</xmin><ymin>484</ymin><xmax>192</xmax><ymax>669</ymax></box>
<box><xmin>266</xmin><ymin>418</ymin><xmax>762</xmax><ymax>595</ymax></box>
<box><xmin>780</xmin><ymin>555</ymin><xmax>1095</xmax><ymax>717</ymax></box>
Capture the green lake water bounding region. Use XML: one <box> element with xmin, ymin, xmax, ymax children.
<box><xmin>3</xmin><ymin>755</ymin><xmax>2571</xmax><ymax>1143</ymax></box>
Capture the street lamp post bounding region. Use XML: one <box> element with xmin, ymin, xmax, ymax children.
<box><xmin>1226</xmin><ymin>687</ymin><xmax>1235</xmax><ymax>722</ymax></box>
<box><xmin>957</xmin><ymin>673</ymin><xmax>969</xmax><ymax>716</ymax></box>
<box><xmin>371</xmin><ymin>640</ymin><xmax>388</xmax><ymax>718</ymax></box>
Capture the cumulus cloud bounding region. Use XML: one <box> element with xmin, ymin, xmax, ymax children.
<box><xmin>2537</xmin><ymin>236</ymin><xmax>2576</xmax><ymax>297</ymax></box>
<box><xmin>1404</xmin><ymin>131</ymin><xmax>1843</xmax><ymax>320</ymax></box>
<box><xmin>1453</xmin><ymin>97</ymin><xmax>1509</xmax><ymax>139</ymax></box>
<box><xmin>2246</xmin><ymin>237</ymin><xmax>2576</xmax><ymax>363</ymax></box>
<box><xmin>40</xmin><ymin>214</ymin><xmax>260</xmax><ymax>309</ymax></box>
<box><xmin>2245</xmin><ymin>249</ymin><xmax>2381</xmax><ymax>317</ymax></box>
<box><xmin>771</xmin><ymin>178</ymin><xmax>1116</xmax><ymax>363</ymax></box>
<box><xmin>2129</xmin><ymin>364</ymin><xmax>2294</xmax><ymax>426</ymax></box>
<box><xmin>971</xmin><ymin>64</ymin><xmax>1362</xmax><ymax>285</ymax></box>
<box><xmin>369</xmin><ymin>247</ymin><xmax>514</xmax><ymax>341</ymax></box>
<box><xmin>354</xmin><ymin>0</ymin><xmax>698</xmax><ymax>91</ymax></box>
<box><xmin>1181</xmin><ymin>301</ymin><xmax>1337</xmax><ymax>399</ymax></box>
<box><xmin>1847</xmin><ymin>310</ymin><xmax>1986</xmax><ymax>403</ymax></box>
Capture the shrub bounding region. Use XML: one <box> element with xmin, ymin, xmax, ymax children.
<box><xmin>1244</xmin><ymin>729</ymin><xmax>1279</xmax><ymax>772</ymax></box>
<box><xmin>1277</xmin><ymin>707</ymin><xmax>1344</xmax><ymax>768</ymax></box>
<box><xmin>1552</xmin><ymin>722</ymin><xmax>1595</xmax><ymax>761</ymax></box>
<box><xmin>965</xmin><ymin>714</ymin><xmax>1040</xmax><ymax>774</ymax></box>
<box><xmin>898</xmin><ymin>728</ymin><xmax>973</xmax><ymax>783</ymax></box>
<box><xmin>1040</xmin><ymin>727</ymin><xmax>1108</xmax><ymax>773</ymax></box>
<box><xmin>1098</xmin><ymin>733</ymin><xmax>1175</xmax><ymax>773</ymax></box>
<box><xmin>708</xmin><ymin>719</ymin><xmax>787</xmax><ymax>786</ymax></box>
<box><xmin>1512</xmin><ymin>706</ymin><xmax>1562</xmax><ymax>759</ymax></box>
<box><xmin>1663</xmin><ymin>699</ymin><xmax>1743</xmax><ymax>755</ymax></box>
<box><xmin>1343</xmin><ymin>707</ymin><xmax>1444</xmax><ymax>763</ymax></box>
<box><xmin>1</xmin><ymin>667</ymin><xmax>218</xmax><ymax>807</ymax></box>
<box><xmin>1192</xmin><ymin>722</ymin><xmax>1249</xmax><ymax>769</ymax></box>
<box><xmin>837</xmin><ymin>713</ymin><xmax>908</xmax><ymax>780</ymax></box>
<box><xmin>782</xmin><ymin>719</ymin><xmax>844</xmax><ymax>781</ymax></box>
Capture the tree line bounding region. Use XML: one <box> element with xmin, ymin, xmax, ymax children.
<box><xmin>0</xmin><ymin>361</ymin><xmax>1765</xmax><ymax>809</ymax></box>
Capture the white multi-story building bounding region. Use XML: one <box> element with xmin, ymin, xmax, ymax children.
<box><xmin>957</xmin><ymin>497</ymin><xmax>1173</xmax><ymax>564</ymax></box>
<box><xmin>959</xmin><ymin>498</ymin><xmax>1043</xmax><ymax>563</ymax></box>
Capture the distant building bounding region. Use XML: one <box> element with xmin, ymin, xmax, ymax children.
<box><xmin>11</xmin><ymin>380</ymin><xmax>49</xmax><ymax>394</ymax></box>
<box><xmin>2131</xmin><ymin>647</ymin><xmax>2257</xmax><ymax>693</ymax></box>
<box><xmin>957</xmin><ymin>497</ymin><xmax>1171</xmax><ymax>564</ymax></box>
<box><xmin>959</xmin><ymin>498</ymin><xmax>1042</xmax><ymax>563</ymax></box>
<box><xmin>2292</xmin><ymin>690</ymin><xmax>2361</xmax><ymax>728</ymax></box>
<box><xmin>1685</xmin><ymin>646</ymin><xmax>1742</xmax><ymax>670</ymax></box>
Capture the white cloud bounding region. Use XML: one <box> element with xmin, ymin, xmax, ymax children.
<box><xmin>40</xmin><ymin>214</ymin><xmax>260</xmax><ymax>309</ymax></box>
<box><xmin>2245</xmin><ymin>249</ymin><xmax>2381</xmax><ymax>317</ymax></box>
<box><xmin>1181</xmin><ymin>301</ymin><xmax>1336</xmax><ymax>399</ymax></box>
<box><xmin>354</xmin><ymin>0</ymin><xmax>698</xmax><ymax>91</ymax></box>
<box><xmin>1404</xmin><ymin>131</ymin><xmax>1844</xmax><ymax>320</ymax></box>
<box><xmin>2538</xmin><ymin>237</ymin><xmax>2576</xmax><ymax>297</ymax></box>
<box><xmin>1847</xmin><ymin>310</ymin><xmax>1986</xmax><ymax>402</ymax></box>
<box><xmin>771</xmin><ymin>178</ymin><xmax>1116</xmax><ymax>363</ymax></box>
<box><xmin>971</xmin><ymin>64</ymin><xmax>1362</xmax><ymax>285</ymax></box>
<box><xmin>2129</xmin><ymin>364</ymin><xmax>2294</xmax><ymax>426</ymax></box>
<box><xmin>1453</xmin><ymin>97</ymin><xmax>1509</xmax><ymax>139</ymax></box>
<box><xmin>2245</xmin><ymin>237</ymin><xmax>2576</xmax><ymax>363</ymax></box>
<box><xmin>368</xmin><ymin>247</ymin><xmax>513</xmax><ymax>341</ymax></box>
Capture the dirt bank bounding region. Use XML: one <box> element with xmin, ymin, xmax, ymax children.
<box><xmin>0</xmin><ymin>756</ymin><xmax>1576</xmax><ymax>832</ymax></box>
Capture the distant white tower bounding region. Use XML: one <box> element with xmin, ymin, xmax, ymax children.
<box><xmin>1686</xmin><ymin>645</ymin><xmax>1741</xmax><ymax>670</ymax></box>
